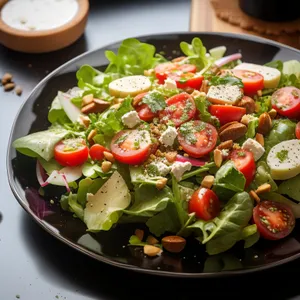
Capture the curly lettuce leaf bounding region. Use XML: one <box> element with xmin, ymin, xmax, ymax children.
<box><xmin>104</xmin><ymin>38</ymin><xmax>165</xmax><ymax>75</ymax></box>
<box><xmin>61</xmin><ymin>192</ymin><xmax>84</xmax><ymax>220</ymax></box>
<box><xmin>13</xmin><ymin>126</ymin><xmax>70</xmax><ymax>161</ymax></box>
<box><xmin>123</xmin><ymin>184</ymin><xmax>171</xmax><ymax>217</ymax></box>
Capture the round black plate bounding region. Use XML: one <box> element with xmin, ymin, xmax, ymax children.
<box><xmin>7</xmin><ymin>32</ymin><xmax>300</xmax><ymax>278</ymax></box>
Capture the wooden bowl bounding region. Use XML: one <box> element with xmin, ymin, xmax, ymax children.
<box><xmin>0</xmin><ymin>0</ymin><xmax>89</xmax><ymax>53</ymax></box>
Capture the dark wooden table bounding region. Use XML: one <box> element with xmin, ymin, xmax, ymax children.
<box><xmin>1</xmin><ymin>1</ymin><xmax>300</xmax><ymax>299</ymax></box>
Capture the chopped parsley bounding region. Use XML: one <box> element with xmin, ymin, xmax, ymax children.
<box><xmin>179</xmin><ymin>121</ymin><xmax>206</xmax><ymax>145</ymax></box>
<box><xmin>209</xmin><ymin>75</ymin><xmax>244</xmax><ymax>88</ymax></box>
<box><xmin>141</xmin><ymin>91</ymin><xmax>166</xmax><ymax>113</ymax></box>
<box><xmin>276</xmin><ymin>149</ymin><xmax>289</xmax><ymax>162</ymax></box>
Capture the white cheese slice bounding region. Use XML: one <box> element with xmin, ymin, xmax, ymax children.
<box><xmin>207</xmin><ymin>84</ymin><xmax>243</xmax><ymax>105</ymax></box>
<box><xmin>234</xmin><ymin>63</ymin><xmax>281</xmax><ymax>89</ymax></box>
<box><xmin>109</xmin><ymin>75</ymin><xmax>151</xmax><ymax>98</ymax></box>
<box><xmin>267</xmin><ymin>139</ymin><xmax>300</xmax><ymax>180</ymax></box>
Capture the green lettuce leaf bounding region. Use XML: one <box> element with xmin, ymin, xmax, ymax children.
<box><xmin>180</xmin><ymin>37</ymin><xmax>212</xmax><ymax>71</ymax></box>
<box><xmin>242</xmin><ymin>224</ymin><xmax>260</xmax><ymax>248</ymax></box>
<box><xmin>83</xmin><ymin>171</ymin><xmax>131</xmax><ymax>232</ymax></box>
<box><xmin>146</xmin><ymin>202</ymin><xmax>181</xmax><ymax>236</ymax></box>
<box><xmin>60</xmin><ymin>193</ymin><xmax>84</xmax><ymax>220</ymax></box>
<box><xmin>77</xmin><ymin>178</ymin><xmax>94</xmax><ymax>207</ymax></box>
<box><xmin>129</xmin><ymin>166</ymin><xmax>165</xmax><ymax>186</ymax></box>
<box><xmin>278</xmin><ymin>174</ymin><xmax>300</xmax><ymax>202</ymax></box>
<box><xmin>123</xmin><ymin>184</ymin><xmax>171</xmax><ymax>217</ymax></box>
<box><xmin>188</xmin><ymin>192</ymin><xmax>253</xmax><ymax>255</ymax></box>
<box><xmin>104</xmin><ymin>38</ymin><xmax>164</xmax><ymax>75</ymax></box>
<box><xmin>13</xmin><ymin>126</ymin><xmax>69</xmax><ymax>161</ymax></box>
<box><xmin>250</xmin><ymin>161</ymin><xmax>277</xmax><ymax>192</ymax></box>
<box><xmin>48</xmin><ymin>96</ymin><xmax>70</xmax><ymax>124</ymax></box>
<box><xmin>245</xmin><ymin>117</ymin><xmax>258</xmax><ymax>138</ymax></box>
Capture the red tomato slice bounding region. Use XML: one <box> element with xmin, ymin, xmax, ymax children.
<box><xmin>232</xmin><ymin>69</ymin><xmax>264</xmax><ymax>95</ymax></box>
<box><xmin>154</xmin><ymin>62</ymin><xmax>197</xmax><ymax>84</ymax></box>
<box><xmin>296</xmin><ymin>122</ymin><xmax>300</xmax><ymax>139</ymax></box>
<box><xmin>54</xmin><ymin>138</ymin><xmax>89</xmax><ymax>167</ymax></box>
<box><xmin>271</xmin><ymin>87</ymin><xmax>300</xmax><ymax>119</ymax></box>
<box><xmin>178</xmin><ymin>120</ymin><xmax>218</xmax><ymax>158</ymax></box>
<box><xmin>110</xmin><ymin>129</ymin><xmax>153</xmax><ymax>165</ymax></box>
<box><xmin>159</xmin><ymin>93</ymin><xmax>196</xmax><ymax>127</ymax></box>
<box><xmin>253</xmin><ymin>200</ymin><xmax>295</xmax><ymax>240</ymax></box>
<box><xmin>208</xmin><ymin>105</ymin><xmax>246</xmax><ymax>125</ymax></box>
<box><xmin>230</xmin><ymin>149</ymin><xmax>256</xmax><ymax>187</ymax></box>
<box><xmin>135</xmin><ymin>104</ymin><xmax>158</xmax><ymax>122</ymax></box>
<box><xmin>189</xmin><ymin>188</ymin><xmax>220</xmax><ymax>220</ymax></box>
<box><xmin>89</xmin><ymin>144</ymin><xmax>110</xmax><ymax>161</ymax></box>
<box><xmin>168</xmin><ymin>72</ymin><xmax>204</xmax><ymax>90</ymax></box>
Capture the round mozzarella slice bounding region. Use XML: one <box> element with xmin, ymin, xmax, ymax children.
<box><xmin>109</xmin><ymin>75</ymin><xmax>151</xmax><ymax>98</ymax></box>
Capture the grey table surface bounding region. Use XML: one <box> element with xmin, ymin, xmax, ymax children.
<box><xmin>1</xmin><ymin>1</ymin><xmax>300</xmax><ymax>300</ymax></box>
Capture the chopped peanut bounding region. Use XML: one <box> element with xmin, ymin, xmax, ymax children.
<box><xmin>156</xmin><ymin>178</ymin><xmax>168</xmax><ymax>190</ymax></box>
<box><xmin>146</xmin><ymin>235</ymin><xmax>159</xmax><ymax>245</ymax></box>
<box><xmin>255</xmin><ymin>183</ymin><xmax>271</xmax><ymax>195</ymax></box>
<box><xmin>143</xmin><ymin>245</ymin><xmax>162</xmax><ymax>257</ymax></box>
<box><xmin>249</xmin><ymin>190</ymin><xmax>260</xmax><ymax>203</ymax></box>
<box><xmin>1</xmin><ymin>73</ymin><xmax>13</xmax><ymax>84</ymax></box>
<box><xmin>255</xmin><ymin>133</ymin><xmax>264</xmax><ymax>146</ymax></box>
<box><xmin>268</xmin><ymin>109</ymin><xmax>277</xmax><ymax>119</ymax></box>
<box><xmin>217</xmin><ymin>140</ymin><xmax>233</xmax><ymax>150</ymax></box>
<box><xmin>101</xmin><ymin>161</ymin><xmax>112</xmax><ymax>173</ymax></box>
<box><xmin>103</xmin><ymin>151</ymin><xmax>115</xmax><ymax>163</ymax></box>
<box><xmin>134</xmin><ymin>229</ymin><xmax>144</xmax><ymax>241</ymax></box>
<box><xmin>201</xmin><ymin>175</ymin><xmax>215</xmax><ymax>189</ymax></box>
<box><xmin>214</xmin><ymin>149</ymin><xmax>223</xmax><ymax>168</ymax></box>
<box><xmin>82</xmin><ymin>94</ymin><xmax>94</xmax><ymax>106</ymax></box>
<box><xmin>87</xmin><ymin>129</ymin><xmax>97</xmax><ymax>145</ymax></box>
<box><xmin>165</xmin><ymin>151</ymin><xmax>177</xmax><ymax>163</ymax></box>
<box><xmin>257</xmin><ymin>90</ymin><xmax>262</xmax><ymax>97</ymax></box>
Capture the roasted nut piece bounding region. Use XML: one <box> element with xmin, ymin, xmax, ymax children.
<box><xmin>165</xmin><ymin>151</ymin><xmax>177</xmax><ymax>163</ymax></box>
<box><xmin>1</xmin><ymin>73</ymin><xmax>12</xmax><ymax>84</ymax></box>
<box><xmin>255</xmin><ymin>183</ymin><xmax>271</xmax><ymax>195</ymax></box>
<box><xmin>143</xmin><ymin>245</ymin><xmax>162</xmax><ymax>257</ymax></box>
<box><xmin>255</xmin><ymin>133</ymin><xmax>264</xmax><ymax>146</ymax></box>
<box><xmin>146</xmin><ymin>235</ymin><xmax>159</xmax><ymax>245</ymax></box>
<box><xmin>200</xmin><ymin>79</ymin><xmax>209</xmax><ymax>94</ymax></box>
<box><xmin>4</xmin><ymin>82</ymin><xmax>15</xmax><ymax>91</ymax></box>
<box><xmin>81</xmin><ymin>99</ymin><xmax>110</xmax><ymax>114</ymax></box>
<box><xmin>82</xmin><ymin>94</ymin><xmax>94</xmax><ymax>106</ymax></box>
<box><xmin>162</xmin><ymin>236</ymin><xmax>186</xmax><ymax>253</ymax></box>
<box><xmin>87</xmin><ymin>129</ymin><xmax>97</xmax><ymax>145</ymax></box>
<box><xmin>156</xmin><ymin>178</ymin><xmax>168</xmax><ymax>190</ymax></box>
<box><xmin>257</xmin><ymin>112</ymin><xmax>272</xmax><ymax>136</ymax></box>
<box><xmin>268</xmin><ymin>108</ymin><xmax>277</xmax><ymax>119</ymax></box>
<box><xmin>214</xmin><ymin>149</ymin><xmax>223</xmax><ymax>167</ymax></box>
<box><xmin>237</xmin><ymin>96</ymin><xmax>256</xmax><ymax>114</ymax></box>
<box><xmin>15</xmin><ymin>86</ymin><xmax>23</xmax><ymax>96</ymax></box>
<box><xmin>135</xmin><ymin>229</ymin><xmax>144</xmax><ymax>241</ymax></box>
<box><xmin>201</xmin><ymin>175</ymin><xmax>215</xmax><ymax>189</ymax></box>
<box><xmin>219</xmin><ymin>121</ymin><xmax>239</xmax><ymax>133</ymax></box>
<box><xmin>217</xmin><ymin>140</ymin><xmax>233</xmax><ymax>150</ymax></box>
<box><xmin>101</xmin><ymin>161</ymin><xmax>112</xmax><ymax>173</ymax></box>
<box><xmin>219</xmin><ymin>123</ymin><xmax>247</xmax><ymax>142</ymax></box>
<box><xmin>249</xmin><ymin>190</ymin><xmax>260</xmax><ymax>203</ymax></box>
<box><xmin>78</xmin><ymin>115</ymin><xmax>91</xmax><ymax>128</ymax></box>
<box><xmin>103</xmin><ymin>151</ymin><xmax>115</xmax><ymax>163</ymax></box>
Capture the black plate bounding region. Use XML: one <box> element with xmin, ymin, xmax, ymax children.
<box><xmin>7</xmin><ymin>32</ymin><xmax>300</xmax><ymax>278</ymax></box>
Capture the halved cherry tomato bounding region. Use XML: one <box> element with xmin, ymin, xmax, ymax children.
<box><xmin>159</xmin><ymin>93</ymin><xmax>196</xmax><ymax>127</ymax></box>
<box><xmin>54</xmin><ymin>138</ymin><xmax>89</xmax><ymax>167</ymax></box>
<box><xmin>154</xmin><ymin>62</ymin><xmax>197</xmax><ymax>84</ymax></box>
<box><xmin>296</xmin><ymin>122</ymin><xmax>300</xmax><ymax>139</ymax></box>
<box><xmin>271</xmin><ymin>87</ymin><xmax>300</xmax><ymax>119</ymax></box>
<box><xmin>253</xmin><ymin>200</ymin><xmax>295</xmax><ymax>240</ymax></box>
<box><xmin>168</xmin><ymin>72</ymin><xmax>204</xmax><ymax>90</ymax></box>
<box><xmin>110</xmin><ymin>129</ymin><xmax>153</xmax><ymax>165</ymax></box>
<box><xmin>189</xmin><ymin>188</ymin><xmax>220</xmax><ymax>221</ymax></box>
<box><xmin>89</xmin><ymin>144</ymin><xmax>110</xmax><ymax>161</ymax></box>
<box><xmin>133</xmin><ymin>92</ymin><xmax>159</xmax><ymax>122</ymax></box>
<box><xmin>178</xmin><ymin>120</ymin><xmax>218</xmax><ymax>158</ymax></box>
<box><xmin>232</xmin><ymin>69</ymin><xmax>264</xmax><ymax>95</ymax></box>
<box><xmin>230</xmin><ymin>149</ymin><xmax>255</xmax><ymax>187</ymax></box>
<box><xmin>208</xmin><ymin>105</ymin><xmax>246</xmax><ymax>125</ymax></box>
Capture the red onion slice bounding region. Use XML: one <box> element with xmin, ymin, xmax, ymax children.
<box><xmin>175</xmin><ymin>154</ymin><xmax>207</xmax><ymax>167</ymax></box>
<box><xmin>215</xmin><ymin>53</ymin><xmax>242</xmax><ymax>68</ymax></box>
<box><xmin>36</xmin><ymin>161</ymin><xmax>47</xmax><ymax>186</ymax></box>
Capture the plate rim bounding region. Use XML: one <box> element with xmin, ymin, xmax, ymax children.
<box><xmin>6</xmin><ymin>31</ymin><xmax>300</xmax><ymax>278</ymax></box>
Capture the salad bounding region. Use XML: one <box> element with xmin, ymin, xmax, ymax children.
<box><xmin>13</xmin><ymin>37</ymin><xmax>300</xmax><ymax>256</ymax></box>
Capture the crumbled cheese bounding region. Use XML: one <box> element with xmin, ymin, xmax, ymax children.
<box><xmin>221</xmin><ymin>149</ymin><xmax>229</xmax><ymax>157</ymax></box>
<box><xmin>242</xmin><ymin>138</ymin><xmax>265</xmax><ymax>161</ymax></box>
<box><xmin>171</xmin><ymin>161</ymin><xmax>192</xmax><ymax>181</ymax></box>
<box><xmin>159</xmin><ymin>126</ymin><xmax>178</xmax><ymax>147</ymax></box>
<box><xmin>148</xmin><ymin>161</ymin><xmax>171</xmax><ymax>177</ymax></box>
<box><xmin>163</xmin><ymin>77</ymin><xmax>177</xmax><ymax>90</ymax></box>
<box><xmin>121</xmin><ymin>111</ymin><xmax>141</xmax><ymax>128</ymax></box>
